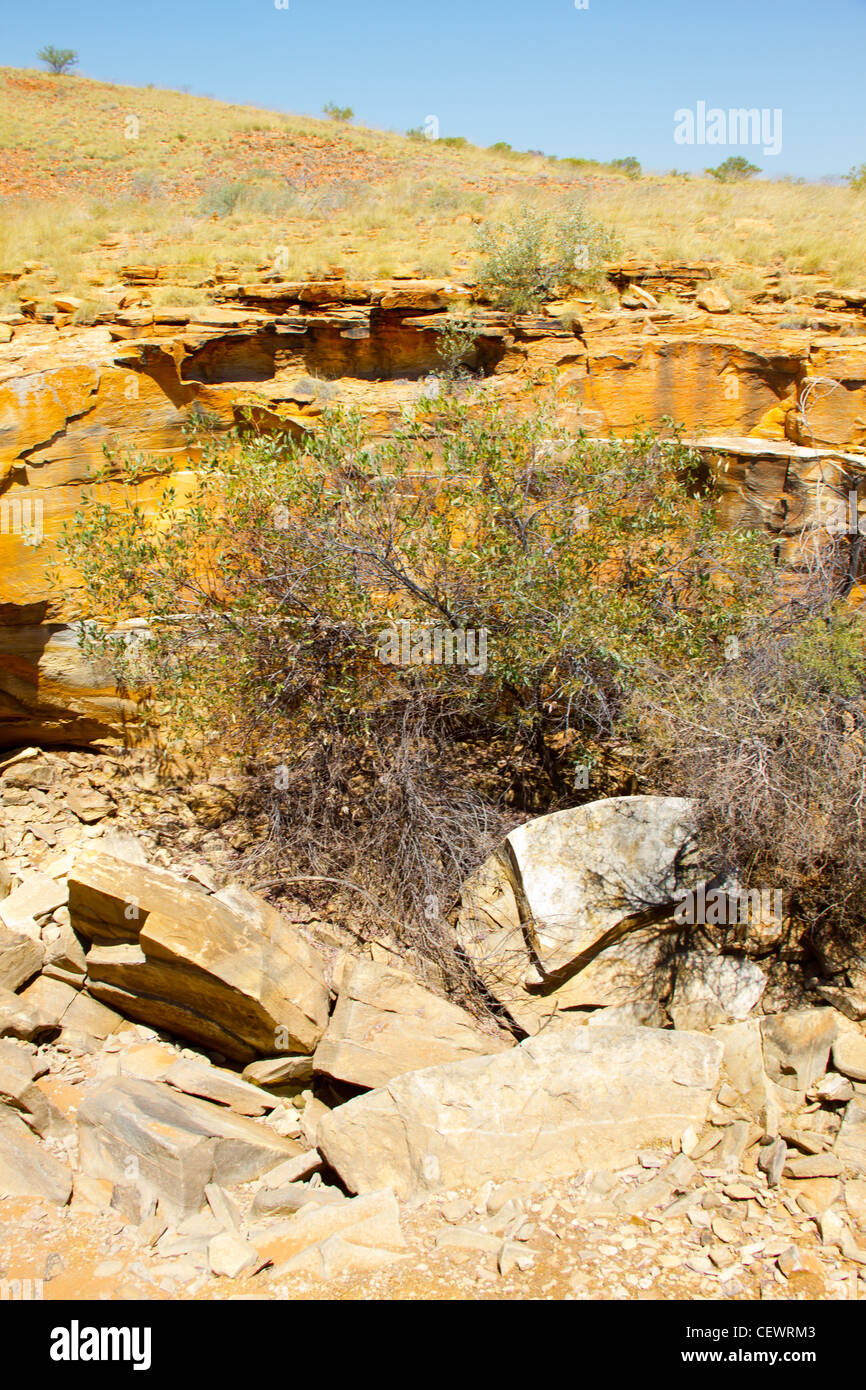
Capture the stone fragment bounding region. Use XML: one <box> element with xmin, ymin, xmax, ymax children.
<box><xmin>268</xmin><ymin>1189</ymin><xmax>407</xmax><ymax>1279</ymax></box>
<box><xmin>832</xmin><ymin>1032</ymin><xmax>866</xmax><ymax>1084</ymax></box>
<box><xmin>0</xmin><ymin>984</ymin><xmax>52</xmax><ymax>1040</ymax></box>
<box><xmin>164</xmin><ymin>1057</ymin><xmax>275</xmax><ymax>1116</ymax></box>
<box><xmin>0</xmin><ymin>925</ymin><xmax>43</xmax><ymax>992</ymax></box>
<box><xmin>696</xmin><ymin>284</ymin><xmax>732</xmax><ymax>313</ymax></box>
<box><xmin>0</xmin><ymin>1104</ymin><xmax>72</xmax><ymax>1203</ymax></box>
<box><xmin>835</xmin><ymin>1096</ymin><xmax>866</xmax><ymax>1173</ymax></box>
<box><xmin>77</xmin><ymin>1076</ymin><xmax>301</xmax><ymax>1218</ymax></box>
<box><xmin>670</xmin><ymin>953</ymin><xmax>766</xmax><ymax>1031</ymax></box>
<box><xmin>242</xmin><ymin>1055</ymin><xmax>315</xmax><ymax>1089</ymax></box>
<box><xmin>456</xmin><ymin>797</ymin><xmax>698</xmax><ymax>1031</ymax></box>
<box><xmin>314</xmin><ymin>958</ymin><xmax>508</xmax><ymax>1090</ymax></box>
<box><xmin>761</xmin><ymin>1009</ymin><xmax>837</xmax><ymax>1092</ymax></box>
<box><xmin>208</xmin><ymin>1233</ymin><xmax>261</xmax><ymax>1278</ymax></box>
<box><xmin>784</xmin><ymin>1153</ymin><xmax>844</xmax><ymax>1179</ymax></box>
<box><xmin>0</xmin><ymin>873</ymin><xmax>67</xmax><ymax>930</ymax></box>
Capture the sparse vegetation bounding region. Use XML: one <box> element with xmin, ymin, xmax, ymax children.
<box><xmin>37</xmin><ymin>45</ymin><xmax>78</xmax><ymax>74</ymax></box>
<box><xmin>60</xmin><ymin>396</ymin><xmax>775</xmax><ymax>993</ymax></box>
<box><xmin>848</xmin><ymin>162</ymin><xmax>866</xmax><ymax>192</ymax></box>
<box><xmin>323</xmin><ymin>103</ymin><xmax>354</xmax><ymax>123</ymax></box>
<box><xmin>706</xmin><ymin>155</ymin><xmax>760</xmax><ymax>182</ymax></box>
<box><xmin>473</xmin><ymin>202</ymin><xmax>619</xmax><ymax>310</ymax></box>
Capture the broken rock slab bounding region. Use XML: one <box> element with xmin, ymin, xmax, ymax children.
<box><xmin>0</xmin><ymin>984</ymin><xmax>53</xmax><ymax>1041</ymax></box>
<box><xmin>163</xmin><ymin>1056</ymin><xmax>276</xmax><ymax>1116</ymax></box>
<box><xmin>0</xmin><ymin>924</ymin><xmax>43</xmax><ymax>992</ymax></box>
<box><xmin>836</xmin><ymin>1096</ymin><xmax>866</xmax><ymax>1174</ymax></box>
<box><xmin>313</xmin><ymin>958</ymin><xmax>509</xmax><ymax>1090</ymax></box>
<box><xmin>0</xmin><ymin>1038</ymin><xmax>71</xmax><ymax>1138</ymax></box>
<box><xmin>761</xmin><ymin>1009</ymin><xmax>837</xmax><ymax>1092</ymax></box>
<box><xmin>0</xmin><ymin>1104</ymin><xmax>72</xmax><ymax>1204</ymax></box>
<box><xmin>267</xmin><ymin>1188</ymin><xmax>407</xmax><ymax>1279</ymax></box>
<box><xmin>456</xmin><ymin>796</ymin><xmax>699</xmax><ymax>1032</ymax></box>
<box><xmin>318</xmin><ymin>1024</ymin><xmax>722</xmax><ymax>1198</ymax></box>
<box><xmin>69</xmin><ymin>853</ymin><xmax>329</xmax><ymax>1061</ymax></box>
<box><xmin>77</xmin><ymin>1076</ymin><xmax>302</xmax><ymax>1219</ymax></box>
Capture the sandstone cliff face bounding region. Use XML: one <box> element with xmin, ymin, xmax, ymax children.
<box><xmin>1</xmin><ymin>263</ymin><xmax>865</xmax><ymax>744</ymax></box>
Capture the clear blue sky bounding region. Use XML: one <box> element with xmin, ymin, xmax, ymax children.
<box><xmin>3</xmin><ymin>0</ymin><xmax>865</xmax><ymax>178</ymax></box>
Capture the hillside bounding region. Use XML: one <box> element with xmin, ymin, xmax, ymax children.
<box><xmin>1</xmin><ymin>66</ymin><xmax>865</xmax><ymax>308</ymax></box>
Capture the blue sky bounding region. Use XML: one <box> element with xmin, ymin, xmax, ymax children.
<box><xmin>3</xmin><ymin>0</ymin><xmax>865</xmax><ymax>178</ymax></box>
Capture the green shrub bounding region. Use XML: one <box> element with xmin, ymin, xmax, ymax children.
<box><xmin>610</xmin><ymin>156</ymin><xmax>641</xmax><ymax>179</ymax></box>
<box><xmin>59</xmin><ymin>397</ymin><xmax>772</xmax><ymax>995</ymax></box>
<box><xmin>323</xmin><ymin>103</ymin><xmax>354</xmax><ymax>123</ymax></box>
<box><xmin>37</xmin><ymin>45</ymin><xmax>78</xmax><ymax>74</ymax></box>
<box><xmin>706</xmin><ymin>156</ymin><xmax>760</xmax><ymax>182</ymax></box>
<box><xmin>473</xmin><ymin>202</ymin><xmax>620</xmax><ymax>311</ymax></box>
<box><xmin>847</xmin><ymin>163</ymin><xmax>866</xmax><ymax>192</ymax></box>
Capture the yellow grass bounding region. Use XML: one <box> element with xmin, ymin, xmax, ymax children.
<box><xmin>1</xmin><ymin>66</ymin><xmax>864</xmax><ymax>309</ymax></box>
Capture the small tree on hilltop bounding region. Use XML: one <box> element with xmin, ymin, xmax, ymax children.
<box><xmin>847</xmin><ymin>163</ymin><xmax>866</xmax><ymax>192</ymax></box>
<box><xmin>706</xmin><ymin>155</ymin><xmax>760</xmax><ymax>182</ymax></box>
<box><xmin>323</xmin><ymin>103</ymin><xmax>354</xmax><ymax>123</ymax></box>
<box><xmin>38</xmin><ymin>45</ymin><xmax>79</xmax><ymax>74</ymax></box>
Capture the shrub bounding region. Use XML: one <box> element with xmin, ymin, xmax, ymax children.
<box><xmin>706</xmin><ymin>156</ymin><xmax>760</xmax><ymax>182</ymax></box>
<box><xmin>323</xmin><ymin>103</ymin><xmax>354</xmax><ymax>123</ymax></box>
<box><xmin>636</xmin><ymin>590</ymin><xmax>866</xmax><ymax>975</ymax></box>
<box><xmin>847</xmin><ymin>163</ymin><xmax>866</xmax><ymax>193</ymax></box>
<box><xmin>473</xmin><ymin>202</ymin><xmax>620</xmax><ymax>311</ymax></box>
<box><xmin>435</xmin><ymin>311</ymin><xmax>483</xmax><ymax>383</ymax></box>
<box><xmin>610</xmin><ymin>156</ymin><xmax>641</xmax><ymax>179</ymax></box>
<box><xmin>37</xmin><ymin>45</ymin><xmax>78</xmax><ymax>74</ymax></box>
<box><xmin>59</xmin><ymin>397</ymin><xmax>771</xmax><ymax>999</ymax></box>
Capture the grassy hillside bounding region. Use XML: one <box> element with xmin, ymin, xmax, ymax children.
<box><xmin>0</xmin><ymin>66</ymin><xmax>864</xmax><ymax>315</ymax></box>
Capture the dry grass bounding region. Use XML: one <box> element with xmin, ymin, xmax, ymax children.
<box><xmin>1</xmin><ymin>66</ymin><xmax>864</xmax><ymax>305</ymax></box>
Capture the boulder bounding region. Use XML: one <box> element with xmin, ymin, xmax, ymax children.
<box><xmin>77</xmin><ymin>1076</ymin><xmax>301</xmax><ymax>1218</ymax></box>
<box><xmin>0</xmin><ymin>924</ymin><xmax>43</xmax><ymax>992</ymax></box>
<box><xmin>318</xmin><ymin>1024</ymin><xmax>722</xmax><ymax>1197</ymax></box>
<box><xmin>68</xmin><ymin>853</ymin><xmax>329</xmax><ymax>1061</ymax></box>
<box><xmin>761</xmin><ymin>1009</ymin><xmax>837</xmax><ymax>1092</ymax></box>
<box><xmin>313</xmin><ymin>959</ymin><xmax>509</xmax><ymax>1090</ymax></box>
<box><xmin>696</xmin><ymin>285</ymin><xmax>732</xmax><ymax>313</ymax></box>
<box><xmin>670</xmin><ymin>951</ymin><xmax>766</xmax><ymax>1031</ymax></box>
<box><xmin>832</xmin><ymin>1032</ymin><xmax>866</xmax><ymax>1083</ymax></box>
<box><xmin>457</xmin><ymin>796</ymin><xmax>698</xmax><ymax>1031</ymax></box>
<box><xmin>0</xmin><ymin>1105</ymin><xmax>72</xmax><ymax>1203</ymax></box>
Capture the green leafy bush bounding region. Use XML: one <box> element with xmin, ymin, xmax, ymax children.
<box><xmin>706</xmin><ymin>156</ymin><xmax>760</xmax><ymax>182</ymax></box>
<box><xmin>59</xmin><ymin>396</ymin><xmax>774</xmax><ymax>995</ymax></box>
<box><xmin>473</xmin><ymin>202</ymin><xmax>620</xmax><ymax>310</ymax></box>
<box><xmin>38</xmin><ymin>45</ymin><xmax>78</xmax><ymax>74</ymax></box>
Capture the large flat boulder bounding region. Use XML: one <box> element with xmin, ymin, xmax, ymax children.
<box><xmin>318</xmin><ymin>1024</ymin><xmax>722</xmax><ymax>1197</ymax></box>
<box><xmin>313</xmin><ymin>959</ymin><xmax>509</xmax><ymax>1090</ymax></box>
<box><xmin>77</xmin><ymin>1076</ymin><xmax>301</xmax><ymax>1218</ymax></box>
<box><xmin>457</xmin><ymin>796</ymin><xmax>698</xmax><ymax>1031</ymax></box>
<box><xmin>69</xmin><ymin>853</ymin><xmax>329</xmax><ymax>1061</ymax></box>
